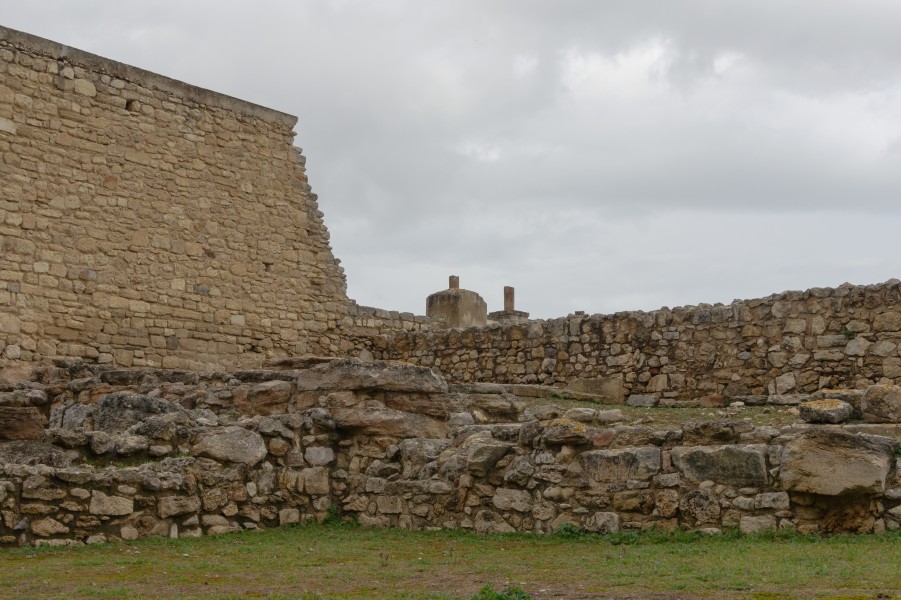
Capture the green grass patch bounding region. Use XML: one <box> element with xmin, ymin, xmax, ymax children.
<box><xmin>0</xmin><ymin>524</ymin><xmax>898</xmax><ymax>599</ymax></box>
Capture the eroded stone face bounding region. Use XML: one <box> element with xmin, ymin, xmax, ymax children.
<box><xmin>860</xmin><ymin>384</ymin><xmax>901</xmax><ymax>423</ymax></box>
<box><xmin>779</xmin><ymin>430</ymin><xmax>896</xmax><ymax>496</ymax></box>
<box><xmin>580</xmin><ymin>446</ymin><xmax>661</xmax><ymax>483</ymax></box>
<box><xmin>192</xmin><ymin>427</ymin><xmax>267</xmax><ymax>467</ymax></box>
<box><xmin>89</xmin><ymin>491</ymin><xmax>133</xmax><ymax>516</ymax></box>
<box><xmin>672</xmin><ymin>445</ymin><xmax>768</xmax><ymax>487</ymax></box>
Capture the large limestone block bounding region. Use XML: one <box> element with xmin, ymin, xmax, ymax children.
<box><xmin>0</xmin><ymin>406</ymin><xmax>46</xmax><ymax>441</ymax></box>
<box><xmin>564</xmin><ymin>375</ymin><xmax>625</xmax><ymax>404</ymax></box>
<box><xmin>860</xmin><ymin>384</ymin><xmax>901</xmax><ymax>423</ymax></box>
<box><xmin>295</xmin><ymin>359</ymin><xmax>447</xmax><ymax>393</ymax></box>
<box><xmin>192</xmin><ymin>426</ymin><xmax>267</xmax><ymax>466</ymax></box>
<box><xmin>671</xmin><ymin>445</ymin><xmax>768</xmax><ymax>487</ymax></box>
<box><xmin>332</xmin><ymin>406</ymin><xmax>448</xmax><ymax>439</ymax></box>
<box><xmin>779</xmin><ymin>429</ymin><xmax>896</xmax><ymax>495</ymax></box>
<box><xmin>580</xmin><ymin>446</ymin><xmax>661</xmax><ymax>483</ymax></box>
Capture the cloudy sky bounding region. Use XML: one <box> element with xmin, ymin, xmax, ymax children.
<box><xmin>4</xmin><ymin>1</ymin><xmax>901</xmax><ymax>318</ymax></box>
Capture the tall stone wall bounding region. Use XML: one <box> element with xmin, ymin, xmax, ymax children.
<box><xmin>375</xmin><ymin>280</ymin><xmax>901</xmax><ymax>400</ymax></box>
<box><xmin>0</xmin><ymin>26</ymin><xmax>349</xmax><ymax>371</ymax></box>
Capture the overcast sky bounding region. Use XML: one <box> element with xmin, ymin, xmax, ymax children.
<box><xmin>4</xmin><ymin>1</ymin><xmax>901</xmax><ymax>318</ymax></box>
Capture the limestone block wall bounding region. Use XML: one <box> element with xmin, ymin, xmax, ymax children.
<box><xmin>375</xmin><ymin>280</ymin><xmax>901</xmax><ymax>399</ymax></box>
<box><xmin>0</xmin><ymin>26</ymin><xmax>349</xmax><ymax>371</ymax></box>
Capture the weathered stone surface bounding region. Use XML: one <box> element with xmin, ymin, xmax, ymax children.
<box><xmin>295</xmin><ymin>359</ymin><xmax>447</xmax><ymax>393</ymax></box>
<box><xmin>780</xmin><ymin>429</ymin><xmax>896</xmax><ymax>495</ymax></box>
<box><xmin>92</xmin><ymin>393</ymin><xmax>185</xmax><ymax>433</ymax></box>
<box><xmin>681</xmin><ymin>420</ymin><xmax>753</xmax><ymax>445</ymax></box>
<box><xmin>540</xmin><ymin>418</ymin><xmax>597</xmax><ymax>446</ymax></box>
<box><xmin>332</xmin><ymin>406</ymin><xmax>447</xmax><ymax>439</ymax></box>
<box><xmin>300</xmin><ymin>467</ymin><xmax>330</xmax><ymax>495</ymax></box>
<box><xmin>31</xmin><ymin>517</ymin><xmax>69</xmax><ymax>536</ymax></box>
<box><xmin>627</xmin><ymin>394</ymin><xmax>658</xmax><ymax>407</ymax></box>
<box><xmin>580</xmin><ymin>447</ymin><xmax>661</xmax><ymax>483</ymax></box>
<box><xmin>399</xmin><ymin>438</ymin><xmax>451</xmax><ymax>478</ymax></box>
<box><xmin>799</xmin><ymin>399</ymin><xmax>853</xmax><ymax>424</ymax></box>
<box><xmin>679</xmin><ymin>489</ymin><xmax>720</xmax><ymax>525</ymax></box>
<box><xmin>89</xmin><ymin>491</ymin><xmax>133</xmax><ymax>516</ymax></box>
<box><xmin>192</xmin><ymin>427</ymin><xmax>267</xmax><ymax>466</ymax></box>
<box><xmin>158</xmin><ymin>496</ymin><xmax>201</xmax><ymax>518</ymax></box>
<box><xmin>466</xmin><ymin>439</ymin><xmax>512</xmax><ymax>477</ymax></box>
<box><xmin>0</xmin><ymin>407</ymin><xmax>46</xmax><ymax>441</ymax></box>
<box><xmin>304</xmin><ymin>447</ymin><xmax>335</xmax><ymax>467</ymax></box>
<box><xmin>492</xmin><ymin>488</ymin><xmax>532</xmax><ymax>512</ymax></box>
<box><xmin>672</xmin><ymin>445</ymin><xmax>768</xmax><ymax>487</ymax></box>
<box><xmin>860</xmin><ymin>384</ymin><xmax>901</xmax><ymax>423</ymax></box>
<box><xmin>0</xmin><ymin>441</ymin><xmax>74</xmax><ymax>467</ymax></box>
<box><xmin>740</xmin><ymin>515</ymin><xmax>776</xmax><ymax>534</ymax></box>
<box><xmin>473</xmin><ymin>510</ymin><xmax>515</xmax><ymax>534</ymax></box>
<box><xmin>233</xmin><ymin>380</ymin><xmax>294</xmax><ymax>416</ymax></box>
<box><xmin>582</xmin><ymin>511</ymin><xmax>620</xmax><ymax>534</ymax></box>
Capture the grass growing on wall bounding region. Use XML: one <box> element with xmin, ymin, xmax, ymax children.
<box><xmin>1</xmin><ymin>524</ymin><xmax>899</xmax><ymax>599</ymax></box>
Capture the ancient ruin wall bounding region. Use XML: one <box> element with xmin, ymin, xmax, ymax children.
<box><xmin>375</xmin><ymin>280</ymin><xmax>901</xmax><ymax>400</ymax></box>
<box><xmin>0</xmin><ymin>26</ymin><xmax>349</xmax><ymax>371</ymax></box>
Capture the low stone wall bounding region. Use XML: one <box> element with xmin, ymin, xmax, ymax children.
<box><xmin>0</xmin><ymin>361</ymin><xmax>898</xmax><ymax>547</ymax></box>
<box><xmin>336</xmin><ymin>304</ymin><xmax>438</xmax><ymax>356</ymax></box>
<box><xmin>375</xmin><ymin>280</ymin><xmax>901</xmax><ymax>401</ymax></box>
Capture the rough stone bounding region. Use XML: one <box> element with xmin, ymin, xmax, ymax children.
<box><xmin>89</xmin><ymin>491</ymin><xmax>133</xmax><ymax>516</ymax></box>
<box><xmin>672</xmin><ymin>445</ymin><xmax>768</xmax><ymax>487</ymax></box>
<box><xmin>860</xmin><ymin>384</ymin><xmax>901</xmax><ymax>423</ymax></box>
<box><xmin>192</xmin><ymin>427</ymin><xmax>267</xmax><ymax>466</ymax></box>
<box><xmin>580</xmin><ymin>447</ymin><xmax>661</xmax><ymax>483</ymax></box>
<box><xmin>0</xmin><ymin>407</ymin><xmax>46</xmax><ymax>441</ymax></box>
<box><xmin>799</xmin><ymin>399</ymin><xmax>853</xmax><ymax>424</ymax></box>
<box><xmin>780</xmin><ymin>429</ymin><xmax>896</xmax><ymax>495</ymax></box>
<box><xmin>296</xmin><ymin>359</ymin><xmax>447</xmax><ymax>393</ymax></box>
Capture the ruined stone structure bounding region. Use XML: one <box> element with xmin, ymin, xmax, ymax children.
<box><xmin>0</xmin><ymin>360</ymin><xmax>898</xmax><ymax>547</ymax></box>
<box><xmin>426</xmin><ymin>276</ymin><xmax>488</xmax><ymax>329</ymax></box>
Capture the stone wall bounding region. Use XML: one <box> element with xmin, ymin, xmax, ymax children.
<box><xmin>0</xmin><ymin>26</ymin><xmax>349</xmax><ymax>371</ymax></box>
<box><xmin>0</xmin><ymin>361</ymin><xmax>898</xmax><ymax>547</ymax></box>
<box><xmin>375</xmin><ymin>280</ymin><xmax>901</xmax><ymax>401</ymax></box>
<box><xmin>337</xmin><ymin>303</ymin><xmax>438</xmax><ymax>356</ymax></box>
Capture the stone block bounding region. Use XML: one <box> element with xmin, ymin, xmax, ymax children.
<box><xmin>672</xmin><ymin>445</ymin><xmax>768</xmax><ymax>487</ymax></box>
<box><xmin>580</xmin><ymin>446</ymin><xmax>661</xmax><ymax>483</ymax></box>
<box><xmin>780</xmin><ymin>429</ymin><xmax>895</xmax><ymax>495</ymax></box>
<box><xmin>90</xmin><ymin>491</ymin><xmax>133</xmax><ymax>516</ymax></box>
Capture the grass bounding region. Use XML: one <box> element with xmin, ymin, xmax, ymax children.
<box><xmin>525</xmin><ymin>395</ymin><xmax>803</xmax><ymax>429</ymax></box>
<box><xmin>1</xmin><ymin>523</ymin><xmax>898</xmax><ymax>599</ymax></box>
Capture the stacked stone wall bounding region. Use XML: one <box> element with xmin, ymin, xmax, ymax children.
<box><xmin>376</xmin><ymin>280</ymin><xmax>901</xmax><ymax>400</ymax></box>
<box><xmin>0</xmin><ymin>26</ymin><xmax>349</xmax><ymax>371</ymax></box>
<box><xmin>0</xmin><ymin>362</ymin><xmax>898</xmax><ymax>547</ymax></box>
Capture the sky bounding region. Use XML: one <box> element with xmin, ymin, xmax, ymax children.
<box><xmin>3</xmin><ymin>1</ymin><xmax>901</xmax><ymax>318</ymax></box>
